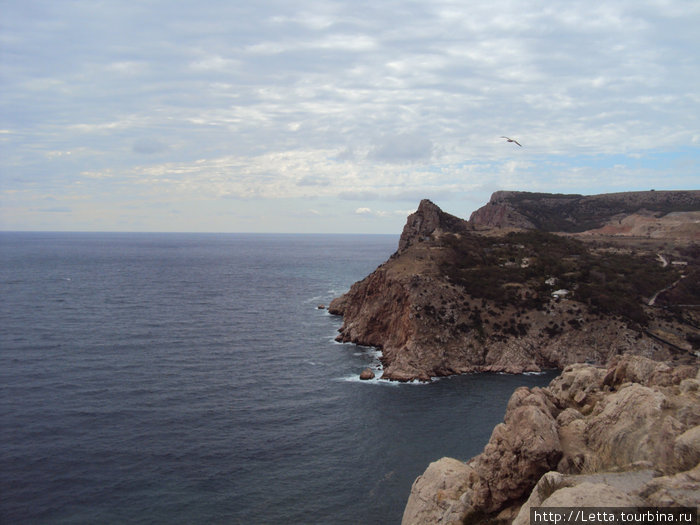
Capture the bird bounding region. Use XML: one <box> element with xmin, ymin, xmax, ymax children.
<box><xmin>501</xmin><ymin>136</ymin><xmax>522</xmax><ymax>147</ymax></box>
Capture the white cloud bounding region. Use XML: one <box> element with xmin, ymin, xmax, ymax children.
<box><xmin>1</xmin><ymin>0</ymin><xmax>698</xmax><ymax>232</ymax></box>
<box><xmin>189</xmin><ymin>55</ymin><xmax>240</xmax><ymax>71</ymax></box>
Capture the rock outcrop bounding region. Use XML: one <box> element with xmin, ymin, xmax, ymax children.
<box><xmin>469</xmin><ymin>190</ymin><xmax>700</xmax><ymax>234</ymax></box>
<box><xmin>398</xmin><ymin>199</ymin><xmax>471</xmax><ymax>253</ymax></box>
<box><xmin>330</xmin><ymin>196</ymin><xmax>698</xmax><ymax>382</ymax></box>
<box><xmin>359</xmin><ymin>368</ymin><xmax>375</xmax><ymax>380</ymax></box>
<box><xmin>402</xmin><ymin>356</ymin><xmax>700</xmax><ymax>524</ymax></box>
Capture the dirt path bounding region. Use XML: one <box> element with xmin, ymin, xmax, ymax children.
<box><xmin>648</xmin><ymin>275</ymin><xmax>685</xmax><ymax>306</ymax></box>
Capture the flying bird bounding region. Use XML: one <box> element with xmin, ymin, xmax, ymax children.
<box><xmin>501</xmin><ymin>136</ymin><xmax>522</xmax><ymax>147</ymax></box>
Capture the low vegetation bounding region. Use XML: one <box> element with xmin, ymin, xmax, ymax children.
<box><xmin>440</xmin><ymin>230</ymin><xmax>683</xmax><ymax>327</ymax></box>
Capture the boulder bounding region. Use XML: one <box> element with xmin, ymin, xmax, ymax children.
<box><xmin>638</xmin><ymin>462</ymin><xmax>700</xmax><ymax>509</ymax></box>
<box><xmin>359</xmin><ymin>368</ymin><xmax>375</xmax><ymax>380</ymax></box>
<box><xmin>537</xmin><ymin>481</ymin><xmax>643</xmax><ymax>507</ymax></box>
<box><xmin>401</xmin><ymin>458</ymin><xmax>473</xmax><ymax>525</ymax></box>
<box><xmin>403</xmin><ymin>356</ymin><xmax>700</xmax><ymax>524</ymax></box>
<box><xmin>469</xmin><ymin>389</ymin><xmax>562</xmax><ymax>514</ymax></box>
<box><xmin>673</xmin><ymin>425</ymin><xmax>700</xmax><ymax>471</ymax></box>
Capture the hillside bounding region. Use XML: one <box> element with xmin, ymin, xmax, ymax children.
<box><xmin>329</xmin><ymin>193</ymin><xmax>700</xmax><ymax>382</ymax></box>
<box><xmin>469</xmin><ymin>189</ymin><xmax>700</xmax><ymax>234</ymax></box>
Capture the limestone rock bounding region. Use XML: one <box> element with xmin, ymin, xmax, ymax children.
<box><xmin>401</xmin><ymin>458</ymin><xmax>473</xmax><ymax>525</ymax></box>
<box><xmin>404</xmin><ymin>356</ymin><xmax>700</xmax><ymax>523</ymax></box>
<box><xmin>538</xmin><ymin>481</ymin><xmax>643</xmax><ymax>507</ymax></box>
<box><xmin>330</xmin><ymin>196</ymin><xmax>694</xmax><ymax>382</ymax></box>
<box><xmin>639</xmin><ymin>462</ymin><xmax>700</xmax><ymax>510</ymax></box>
<box><xmin>469</xmin><ymin>388</ymin><xmax>562</xmax><ymax>514</ymax></box>
<box><xmin>469</xmin><ymin>190</ymin><xmax>700</xmax><ymax>233</ymax></box>
<box><xmin>513</xmin><ymin>470</ymin><xmax>656</xmax><ymax>525</ymax></box>
<box><xmin>398</xmin><ymin>199</ymin><xmax>470</xmax><ymax>253</ymax></box>
<box><xmin>359</xmin><ymin>368</ymin><xmax>375</xmax><ymax>380</ymax></box>
<box><xmin>673</xmin><ymin>425</ymin><xmax>700</xmax><ymax>472</ymax></box>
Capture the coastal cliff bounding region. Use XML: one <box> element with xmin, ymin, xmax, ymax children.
<box><xmin>469</xmin><ymin>190</ymin><xmax>700</xmax><ymax>235</ymax></box>
<box><xmin>402</xmin><ymin>355</ymin><xmax>700</xmax><ymax>524</ymax></box>
<box><xmin>329</xmin><ymin>194</ymin><xmax>699</xmax><ymax>382</ymax></box>
<box><xmin>329</xmin><ymin>191</ymin><xmax>699</xmax><ymax>522</ymax></box>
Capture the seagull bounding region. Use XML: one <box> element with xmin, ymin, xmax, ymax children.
<box><xmin>501</xmin><ymin>136</ymin><xmax>522</xmax><ymax>147</ymax></box>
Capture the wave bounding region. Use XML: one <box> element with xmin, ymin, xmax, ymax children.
<box><xmin>335</xmin><ymin>374</ymin><xmax>436</xmax><ymax>386</ymax></box>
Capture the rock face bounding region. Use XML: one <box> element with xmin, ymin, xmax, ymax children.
<box><xmin>398</xmin><ymin>199</ymin><xmax>471</xmax><ymax>253</ymax></box>
<box><xmin>402</xmin><ymin>356</ymin><xmax>700</xmax><ymax>524</ymax></box>
<box><xmin>329</xmin><ymin>196</ymin><xmax>698</xmax><ymax>382</ymax></box>
<box><xmin>469</xmin><ymin>190</ymin><xmax>700</xmax><ymax>233</ymax></box>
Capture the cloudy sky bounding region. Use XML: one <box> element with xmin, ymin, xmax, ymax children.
<box><xmin>1</xmin><ymin>0</ymin><xmax>698</xmax><ymax>233</ymax></box>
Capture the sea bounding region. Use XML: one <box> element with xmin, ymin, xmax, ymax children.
<box><xmin>0</xmin><ymin>232</ymin><xmax>558</xmax><ymax>524</ymax></box>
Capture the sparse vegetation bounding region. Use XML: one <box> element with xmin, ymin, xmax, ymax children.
<box><xmin>440</xmin><ymin>230</ymin><xmax>682</xmax><ymax>327</ymax></box>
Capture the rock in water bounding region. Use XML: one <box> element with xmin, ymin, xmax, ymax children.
<box><xmin>359</xmin><ymin>368</ymin><xmax>375</xmax><ymax>380</ymax></box>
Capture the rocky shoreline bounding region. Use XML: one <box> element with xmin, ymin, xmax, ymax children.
<box><xmin>328</xmin><ymin>191</ymin><xmax>699</xmax><ymax>522</ymax></box>
<box><xmin>402</xmin><ymin>355</ymin><xmax>700</xmax><ymax>523</ymax></box>
<box><xmin>329</xmin><ymin>195</ymin><xmax>698</xmax><ymax>382</ymax></box>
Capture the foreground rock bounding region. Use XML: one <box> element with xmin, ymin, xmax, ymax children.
<box><xmin>330</xmin><ymin>197</ymin><xmax>698</xmax><ymax>382</ymax></box>
<box><xmin>402</xmin><ymin>356</ymin><xmax>700</xmax><ymax>524</ymax></box>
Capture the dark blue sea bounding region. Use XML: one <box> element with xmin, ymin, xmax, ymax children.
<box><xmin>0</xmin><ymin>232</ymin><xmax>558</xmax><ymax>524</ymax></box>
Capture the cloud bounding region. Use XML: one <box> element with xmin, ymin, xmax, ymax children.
<box><xmin>38</xmin><ymin>206</ymin><xmax>71</xmax><ymax>213</ymax></box>
<box><xmin>189</xmin><ymin>55</ymin><xmax>240</xmax><ymax>71</ymax></box>
<box><xmin>1</xmin><ymin>0</ymin><xmax>698</xmax><ymax>232</ymax></box>
<box><xmin>367</xmin><ymin>133</ymin><xmax>434</xmax><ymax>163</ymax></box>
<box><xmin>132</xmin><ymin>138</ymin><xmax>168</xmax><ymax>155</ymax></box>
<box><xmin>354</xmin><ymin>206</ymin><xmax>412</xmax><ymax>218</ymax></box>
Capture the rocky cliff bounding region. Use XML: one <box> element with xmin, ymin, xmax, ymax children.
<box><xmin>469</xmin><ymin>190</ymin><xmax>700</xmax><ymax>234</ymax></box>
<box><xmin>398</xmin><ymin>199</ymin><xmax>471</xmax><ymax>252</ymax></box>
<box><xmin>329</xmin><ymin>195</ymin><xmax>699</xmax><ymax>382</ymax></box>
<box><xmin>402</xmin><ymin>355</ymin><xmax>700</xmax><ymax>524</ymax></box>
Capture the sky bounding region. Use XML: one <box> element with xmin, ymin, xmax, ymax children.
<box><xmin>1</xmin><ymin>0</ymin><xmax>699</xmax><ymax>233</ymax></box>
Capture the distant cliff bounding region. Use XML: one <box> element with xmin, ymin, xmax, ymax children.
<box><xmin>469</xmin><ymin>190</ymin><xmax>700</xmax><ymax>234</ymax></box>
<box><xmin>329</xmin><ymin>193</ymin><xmax>699</xmax><ymax>382</ymax></box>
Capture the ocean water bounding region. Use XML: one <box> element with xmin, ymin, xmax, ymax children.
<box><xmin>0</xmin><ymin>232</ymin><xmax>558</xmax><ymax>524</ymax></box>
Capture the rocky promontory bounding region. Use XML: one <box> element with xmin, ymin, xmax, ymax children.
<box><xmin>329</xmin><ymin>194</ymin><xmax>699</xmax><ymax>381</ymax></box>
<box><xmin>402</xmin><ymin>355</ymin><xmax>700</xmax><ymax>523</ymax></box>
<box><xmin>469</xmin><ymin>190</ymin><xmax>700</xmax><ymax>234</ymax></box>
<box><xmin>329</xmin><ymin>191</ymin><xmax>699</xmax><ymax>522</ymax></box>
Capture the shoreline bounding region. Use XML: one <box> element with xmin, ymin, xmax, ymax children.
<box><xmin>401</xmin><ymin>355</ymin><xmax>700</xmax><ymax>524</ymax></box>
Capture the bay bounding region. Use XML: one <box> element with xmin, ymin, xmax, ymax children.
<box><xmin>0</xmin><ymin>232</ymin><xmax>557</xmax><ymax>524</ymax></box>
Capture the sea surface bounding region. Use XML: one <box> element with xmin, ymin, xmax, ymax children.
<box><xmin>0</xmin><ymin>232</ymin><xmax>558</xmax><ymax>524</ymax></box>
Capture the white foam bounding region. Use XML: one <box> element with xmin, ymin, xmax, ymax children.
<box><xmin>303</xmin><ymin>294</ymin><xmax>325</xmax><ymax>304</ymax></box>
<box><xmin>335</xmin><ymin>374</ymin><xmax>400</xmax><ymax>386</ymax></box>
<box><xmin>335</xmin><ymin>368</ymin><xmax>437</xmax><ymax>386</ymax></box>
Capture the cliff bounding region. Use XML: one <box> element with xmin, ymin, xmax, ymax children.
<box><xmin>398</xmin><ymin>199</ymin><xmax>471</xmax><ymax>252</ymax></box>
<box><xmin>402</xmin><ymin>355</ymin><xmax>700</xmax><ymax>524</ymax></box>
<box><xmin>469</xmin><ymin>190</ymin><xmax>700</xmax><ymax>234</ymax></box>
<box><xmin>329</xmin><ymin>193</ymin><xmax>699</xmax><ymax>382</ymax></box>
